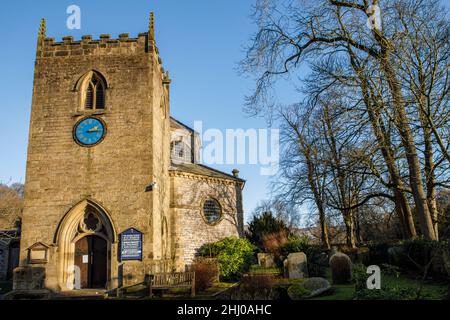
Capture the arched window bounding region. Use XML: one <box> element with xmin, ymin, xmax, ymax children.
<box><xmin>81</xmin><ymin>72</ymin><xmax>106</xmax><ymax>110</ymax></box>
<box><xmin>203</xmin><ymin>199</ymin><xmax>222</xmax><ymax>225</ymax></box>
<box><xmin>171</xmin><ymin>140</ymin><xmax>192</xmax><ymax>163</ymax></box>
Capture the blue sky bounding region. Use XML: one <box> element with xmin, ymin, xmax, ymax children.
<box><xmin>0</xmin><ymin>1</ymin><xmax>301</xmax><ymax>221</ymax></box>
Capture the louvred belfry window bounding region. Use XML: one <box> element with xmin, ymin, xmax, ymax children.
<box><xmin>85</xmin><ymin>84</ymin><xmax>94</xmax><ymax>109</ymax></box>
<box><xmin>83</xmin><ymin>72</ymin><xmax>105</xmax><ymax>110</ymax></box>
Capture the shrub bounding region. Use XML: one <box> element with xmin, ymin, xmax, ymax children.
<box><xmin>262</xmin><ymin>231</ymin><xmax>289</xmax><ymax>261</ymax></box>
<box><xmin>352</xmin><ymin>264</ymin><xmax>366</xmax><ymax>290</ymax></box>
<box><xmin>399</xmin><ymin>239</ymin><xmax>437</xmax><ymax>268</ymax></box>
<box><xmin>280</xmin><ymin>236</ymin><xmax>310</xmax><ymax>257</ymax></box>
<box><xmin>198</xmin><ymin>237</ymin><xmax>256</xmax><ymax>282</ymax></box>
<box><xmin>365</xmin><ymin>241</ymin><xmax>395</xmax><ymax>265</ymax></box>
<box><xmin>352</xmin><ymin>263</ymin><xmax>428</xmax><ymax>300</ymax></box>
<box><xmin>192</xmin><ymin>258</ymin><xmax>219</xmax><ymax>292</ymax></box>
<box><xmin>380</xmin><ymin>264</ymin><xmax>401</xmax><ymax>278</ymax></box>
<box><xmin>237</xmin><ymin>274</ymin><xmax>277</xmax><ymax>300</ymax></box>
<box><xmin>394</xmin><ymin>239</ymin><xmax>450</xmax><ymax>279</ymax></box>
<box><xmin>246</xmin><ymin>212</ymin><xmax>291</xmax><ymax>250</ymax></box>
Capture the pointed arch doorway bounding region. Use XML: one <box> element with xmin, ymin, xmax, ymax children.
<box><xmin>56</xmin><ymin>200</ymin><xmax>116</xmax><ymax>291</ymax></box>
<box><xmin>74</xmin><ymin>235</ymin><xmax>107</xmax><ymax>289</ymax></box>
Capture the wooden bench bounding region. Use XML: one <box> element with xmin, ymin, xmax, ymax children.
<box><xmin>147</xmin><ymin>272</ymin><xmax>196</xmax><ymax>298</ymax></box>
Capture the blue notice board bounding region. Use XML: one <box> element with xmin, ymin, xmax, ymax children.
<box><xmin>120</xmin><ymin>228</ymin><xmax>143</xmax><ymax>261</ymax></box>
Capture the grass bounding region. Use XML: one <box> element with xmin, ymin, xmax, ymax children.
<box><xmin>201</xmin><ymin>282</ymin><xmax>236</xmax><ymax>295</ymax></box>
<box><xmin>249</xmin><ymin>265</ymin><xmax>282</xmax><ymax>275</ymax></box>
<box><xmin>380</xmin><ymin>274</ymin><xmax>447</xmax><ymax>300</ymax></box>
<box><xmin>310</xmin><ymin>268</ymin><xmax>447</xmax><ymax>300</ymax></box>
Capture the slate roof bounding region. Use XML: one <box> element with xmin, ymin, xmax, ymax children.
<box><xmin>170</xmin><ymin>162</ymin><xmax>245</xmax><ymax>183</ymax></box>
<box><xmin>170</xmin><ymin>117</ymin><xmax>196</xmax><ymax>133</ymax></box>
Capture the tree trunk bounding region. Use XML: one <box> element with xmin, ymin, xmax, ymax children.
<box><xmin>417</xmin><ymin>72</ymin><xmax>439</xmax><ymax>240</ymax></box>
<box><xmin>343</xmin><ymin>213</ymin><xmax>357</xmax><ymax>248</ymax></box>
<box><xmin>302</xmin><ymin>140</ymin><xmax>331</xmax><ymax>250</ymax></box>
<box><xmin>352</xmin><ymin>59</ymin><xmax>417</xmax><ymax>238</ymax></box>
<box><xmin>323</xmin><ymin>106</ymin><xmax>357</xmax><ymax>248</ymax></box>
<box><xmin>378</xmin><ymin>57</ymin><xmax>436</xmax><ymax>240</ymax></box>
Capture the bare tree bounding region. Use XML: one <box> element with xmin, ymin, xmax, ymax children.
<box><xmin>0</xmin><ymin>183</ymin><xmax>24</xmax><ymax>230</ymax></box>
<box><xmin>241</xmin><ymin>0</ymin><xmax>449</xmax><ymax>241</ymax></box>
<box><xmin>278</xmin><ymin>105</ymin><xmax>331</xmax><ymax>248</ymax></box>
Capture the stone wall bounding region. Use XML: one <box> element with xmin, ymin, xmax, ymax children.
<box><xmin>20</xmin><ymin>31</ymin><xmax>170</xmax><ymax>290</ymax></box>
<box><xmin>18</xmin><ymin>17</ymin><xmax>245</xmax><ymax>292</ymax></box>
<box><xmin>170</xmin><ymin>173</ymin><xmax>244</xmax><ymax>269</ymax></box>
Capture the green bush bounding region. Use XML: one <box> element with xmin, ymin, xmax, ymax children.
<box><xmin>395</xmin><ymin>239</ymin><xmax>450</xmax><ymax>279</ymax></box>
<box><xmin>280</xmin><ymin>236</ymin><xmax>310</xmax><ymax>257</ymax></box>
<box><xmin>399</xmin><ymin>239</ymin><xmax>440</xmax><ymax>267</ymax></box>
<box><xmin>365</xmin><ymin>241</ymin><xmax>394</xmax><ymax>265</ymax></box>
<box><xmin>380</xmin><ymin>264</ymin><xmax>401</xmax><ymax>278</ymax></box>
<box><xmin>352</xmin><ymin>263</ymin><xmax>419</xmax><ymax>300</ymax></box>
<box><xmin>246</xmin><ymin>212</ymin><xmax>291</xmax><ymax>250</ymax></box>
<box><xmin>352</xmin><ymin>264</ymin><xmax>369</xmax><ymax>292</ymax></box>
<box><xmin>364</xmin><ymin>239</ymin><xmax>450</xmax><ymax>279</ymax></box>
<box><xmin>198</xmin><ymin>237</ymin><xmax>256</xmax><ymax>282</ymax></box>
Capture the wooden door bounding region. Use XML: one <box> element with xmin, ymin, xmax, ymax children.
<box><xmin>90</xmin><ymin>236</ymin><xmax>107</xmax><ymax>288</ymax></box>
<box><xmin>74</xmin><ymin>236</ymin><xmax>107</xmax><ymax>289</ymax></box>
<box><xmin>74</xmin><ymin>237</ymin><xmax>89</xmax><ymax>288</ymax></box>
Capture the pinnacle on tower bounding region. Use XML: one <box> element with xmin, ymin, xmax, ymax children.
<box><xmin>39</xmin><ymin>18</ymin><xmax>46</xmax><ymax>40</ymax></box>
<box><xmin>37</xmin><ymin>18</ymin><xmax>46</xmax><ymax>56</ymax></box>
<box><xmin>163</xmin><ymin>71</ymin><xmax>171</xmax><ymax>85</ymax></box>
<box><xmin>149</xmin><ymin>12</ymin><xmax>155</xmax><ymax>41</ymax></box>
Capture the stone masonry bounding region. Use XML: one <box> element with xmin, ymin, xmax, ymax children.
<box><xmin>16</xmin><ymin>14</ymin><xmax>245</xmax><ymax>292</ymax></box>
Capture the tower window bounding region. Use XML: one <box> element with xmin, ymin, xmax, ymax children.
<box><xmin>85</xmin><ymin>85</ymin><xmax>94</xmax><ymax>109</ymax></box>
<box><xmin>203</xmin><ymin>199</ymin><xmax>222</xmax><ymax>225</ymax></box>
<box><xmin>81</xmin><ymin>72</ymin><xmax>106</xmax><ymax>110</ymax></box>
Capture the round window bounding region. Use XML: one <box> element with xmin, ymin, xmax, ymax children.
<box><xmin>203</xmin><ymin>199</ymin><xmax>222</xmax><ymax>225</ymax></box>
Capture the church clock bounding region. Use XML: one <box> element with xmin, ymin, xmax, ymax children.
<box><xmin>73</xmin><ymin>117</ymin><xmax>107</xmax><ymax>147</ymax></box>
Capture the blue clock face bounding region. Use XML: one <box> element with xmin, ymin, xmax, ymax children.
<box><xmin>74</xmin><ymin>117</ymin><xmax>106</xmax><ymax>146</ymax></box>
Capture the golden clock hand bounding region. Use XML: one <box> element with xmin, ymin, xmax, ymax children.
<box><xmin>87</xmin><ymin>126</ymin><xmax>101</xmax><ymax>133</ymax></box>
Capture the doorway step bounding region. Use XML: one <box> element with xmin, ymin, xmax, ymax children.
<box><xmin>52</xmin><ymin>289</ymin><xmax>107</xmax><ymax>300</ymax></box>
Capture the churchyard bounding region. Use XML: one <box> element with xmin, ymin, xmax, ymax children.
<box><xmin>106</xmin><ymin>227</ymin><xmax>449</xmax><ymax>300</ymax></box>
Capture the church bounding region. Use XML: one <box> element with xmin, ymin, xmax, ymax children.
<box><xmin>14</xmin><ymin>13</ymin><xmax>245</xmax><ymax>292</ymax></box>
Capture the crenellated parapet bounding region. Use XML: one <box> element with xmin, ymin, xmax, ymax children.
<box><xmin>39</xmin><ymin>33</ymin><xmax>150</xmax><ymax>58</ymax></box>
<box><xmin>35</xmin><ymin>12</ymin><xmax>171</xmax><ymax>84</ymax></box>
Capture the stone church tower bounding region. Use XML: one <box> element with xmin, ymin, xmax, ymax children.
<box><xmin>15</xmin><ymin>14</ymin><xmax>245</xmax><ymax>292</ymax></box>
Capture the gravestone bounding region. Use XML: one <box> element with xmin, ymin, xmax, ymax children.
<box><xmin>288</xmin><ymin>277</ymin><xmax>331</xmax><ymax>300</ymax></box>
<box><xmin>287</xmin><ymin>252</ymin><xmax>308</xmax><ymax>279</ymax></box>
<box><xmin>257</xmin><ymin>253</ymin><xmax>276</xmax><ymax>268</ymax></box>
<box><xmin>329</xmin><ymin>252</ymin><xmax>352</xmax><ymax>284</ymax></box>
<box><xmin>283</xmin><ymin>259</ymin><xmax>289</xmax><ymax>278</ymax></box>
<box><xmin>387</xmin><ymin>246</ymin><xmax>404</xmax><ymax>266</ymax></box>
<box><xmin>303</xmin><ymin>277</ymin><xmax>331</xmax><ymax>297</ymax></box>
